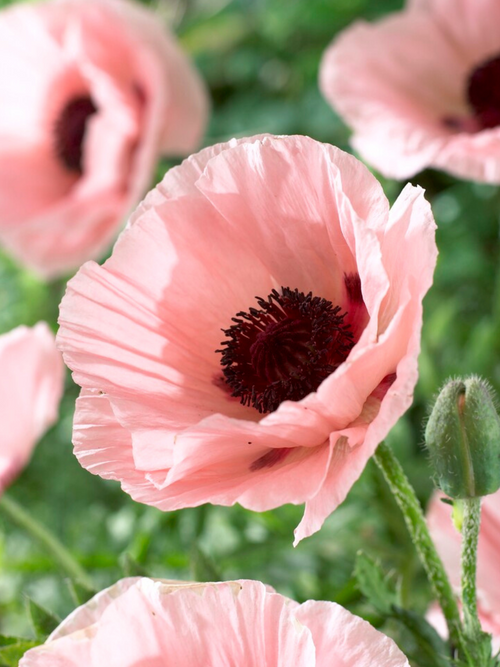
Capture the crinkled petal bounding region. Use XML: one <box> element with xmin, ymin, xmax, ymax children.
<box><xmin>296</xmin><ymin>600</ymin><xmax>410</xmax><ymax>666</ymax></box>
<box><xmin>21</xmin><ymin>580</ymin><xmax>315</xmax><ymax>667</ymax></box>
<box><xmin>21</xmin><ymin>578</ymin><xmax>410</xmax><ymax>667</ymax></box>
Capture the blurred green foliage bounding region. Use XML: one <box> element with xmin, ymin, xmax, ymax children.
<box><xmin>1</xmin><ymin>1</ymin><xmax>499</xmax><ymax>665</ymax></box>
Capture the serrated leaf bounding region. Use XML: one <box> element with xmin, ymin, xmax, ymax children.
<box><xmin>119</xmin><ymin>552</ymin><xmax>149</xmax><ymax>578</ymax></box>
<box><xmin>190</xmin><ymin>545</ymin><xmax>222</xmax><ymax>582</ymax></box>
<box><xmin>0</xmin><ymin>639</ymin><xmax>39</xmax><ymax>666</ymax></box>
<box><xmin>353</xmin><ymin>550</ymin><xmax>397</xmax><ymax>615</ymax></box>
<box><xmin>27</xmin><ymin>598</ymin><xmax>60</xmax><ymax>640</ymax></box>
<box><xmin>391</xmin><ymin>606</ymin><xmax>450</xmax><ymax>667</ymax></box>
<box><xmin>66</xmin><ymin>579</ymin><xmax>97</xmax><ymax>607</ymax></box>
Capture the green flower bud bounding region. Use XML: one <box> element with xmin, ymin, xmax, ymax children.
<box><xmin>425</xmin><ymin>376</ymin><xmax>500</xmax><ymax>499</ymax></box>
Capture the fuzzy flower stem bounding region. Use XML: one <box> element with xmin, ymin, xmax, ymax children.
<box><xmin>457</xmin><ymin>498</ymin><xmax>493</xmax><ymax>666</ymax></box>
<box><xmin>0</xmin><ymin>492</ymin><xmax>94</xmax><ymax>590</ymax></box>
<box><xmin>373</xmin><ymin>441</ymin><xmax>464</xmax><ymax>653</ymax></box>
<box><xmin>461</xmin><ymin>498</ymin><xmax>483</xmax><ymax>640</ymax></box>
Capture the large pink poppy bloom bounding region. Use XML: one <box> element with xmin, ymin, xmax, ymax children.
<box><xmin>57</xmin><ymin>134</ymin><xmax>437</xmax><ymax>543</ymax></box>
<box><xmin>20</xmin><ymin>577</ymin><xmax>410</xmax><ymax>666</ymax></box>
<box><xmin>427</xmin><ymin>492</ymin><xmax>500</xmax><ymax>646</ymax></box>
<box><xmin>0</xmin><ymin>322</ymin><xmax>64</xmax><ymax>492</ymax></box>
<box><xmin>0</xmin><ymin>0</ymin><xmax>208</xmax><ymax>278</ymax></box>
<box><xmin>320</xmin><ymin>0</ymin><xmax>500</xmax><ymax>182</ymax></box>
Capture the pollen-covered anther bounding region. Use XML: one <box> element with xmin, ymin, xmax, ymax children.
<box><xmin>217</xmin><ymin>287</ymin><xmax>354</xmax><ymax>414</ymax></box>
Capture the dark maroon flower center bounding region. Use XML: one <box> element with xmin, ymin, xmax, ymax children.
<box><xmin>217</xmin><ymin>287</ymin><xmax>354</xmax><ymax>414</ymax></box>
<box><xmin>467</xmin><ymin>54</ymin><xmax>500</xmax><ymax>130</ymax></box>
<box><xmin>54</xmin><ymin>95</ymin><xmax>97</xmax><ymax>173</ymax></box>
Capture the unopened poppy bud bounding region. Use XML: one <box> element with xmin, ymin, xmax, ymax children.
<box><xmin>425</xmin><ymin>377</ymin><xmax>500</xmax><ymax>499</ymax></box>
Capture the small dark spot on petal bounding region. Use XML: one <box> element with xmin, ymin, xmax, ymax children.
<box><xmin>344</xmin><ymin>273</ymin><xmax>363</xmax><ymax>304</ymax></box>
<box><xmin>250</xmin><ymin>447</ymin><xmax>292</xmax><ymax>472</ymax></box>
<box><xmin>133</xmin><ymin>83</ymin><xmax>147</xmax><ymax>106</ymax></box>
<box><xmin>442</xmin><ymin>115</ymin><xmax>480</xmax><ymax>134</ymax></box>
<box><xmin>443</xmin><ymin>116</ymin><xmax>462</xmax><ymax>131</ymax></box>
<box><xmin>212</xmin><ymin>373</ymin><xmax>240</xmax><ymax>402</ymax></box>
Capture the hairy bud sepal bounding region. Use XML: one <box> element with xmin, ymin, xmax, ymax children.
<box><xmin>425</xmin><ymin>377</ymin><xmax>500</xmax><ymax>499</ymax></box>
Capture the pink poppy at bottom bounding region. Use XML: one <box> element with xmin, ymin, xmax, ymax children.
<box><xmin>19</xmin><ymin>577</ymin><xmax>410</xmax><ymax>667</ymax></box>
<box><xmin>57</xmin><ymin>134</ymin><xmax>437</xmax><ymax>544</ymax></box>
<box><xmin>427</xmin><ymin>491</ymin><xmax>500</xmax><ymax>648</ymax></box>
<box><xmin>320</xmin><ymin>0</ymin><xmax>500</xmax><ymax>182</ymax></box>
<box><xmin>0</xmin><ymin>323</ymin><xmax>64</xmax><ymax>492</ymax></box>
<box><xmin>0</xmin><ymin>0</ymin><xmax>208</xmax><ymax>278</ymax></box>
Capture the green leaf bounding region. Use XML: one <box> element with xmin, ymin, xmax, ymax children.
<box><xmin>0</xmin><ymin>638</ymin><xmax>40</xmax><ymax>667</ymax></box>
<box><xmin>119</xmin><ymin>552</ymin><xmax>150</xmax><ymax>578</ymax></box>
<box><xmin>66</xmin><ymin>579</ymin><xmax>97</xmax><ymax>607</ymax></box>
<box><xmin>353</xmin><ymin>550</ymin><xmax>397</xmax><ymax>615</ymax></box>
<box><xmin>27</xmin><ymin>598</ymin><xmax>61</xmax><ymax>640</ymax></box>
<box><xmin>391</xmin><ymin>606</ymin><xmax>450</xmax><ymax>667</ymax></box>
<box><xmin>190</xmin><ymin>545</ymin><xmax>222</xmax><ymax>582</ymax></box>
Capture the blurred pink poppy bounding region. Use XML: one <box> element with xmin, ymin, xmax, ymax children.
<box><xmin>320</xmin><ymin>0</ymin><xmax>500</xmax><ymax>182</ymax></box>
<box><xmin>57</xmin><ymin>134</ymin><xmax>437</xmax><ymax>543</ymax></box>
<box><xmin>0</xmin><ymin>0</ymin><xmax>208</xmax><ymax>278</ymax></box>
<box><xmin>20</xmin><ymin>577</ymin><xmax>410</xmax><ymax>666</ymax></box>
<box><xmin>0</xmin><ymin>322</ymin><xmax>64</xmax><ymax>492</ymax></box>
<box><xmin>427</xmin><ymin>492</ymin><xmax>500</xmax><ymax>647</ymax></box>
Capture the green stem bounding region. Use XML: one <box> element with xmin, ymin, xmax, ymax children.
<box><xmin>461</xmin><ymin>498</ymin><xmax>482</xmax><ymax>640</ymax></box>
<box><xmin>373</xmin><ymin>442</ymin><xmax>463</xmax><ymax>652</ymax></box>
<box><xmin>459</xmin><ymin>498</ymin><xmax>492</xmax><ymax>666</ymax></box>
<box><xmin>0</xmin><ymin>493</ymin><xmax>94</xmax><ymax>590</ymax></box>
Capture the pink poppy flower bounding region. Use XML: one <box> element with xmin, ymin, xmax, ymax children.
<box><xmin>20</xmin><ymin>577</ymin><xmax>410</xmax><ymax>666</ymax></box>
<box><xmin>57</xmin><ymin>134</ymin><xmax>437</xmax><ymax>543</ymax></box>
<box><xmin>427</xmin><ymin>492</ymin><xmax>500</xmax><ymax>646</ymax></box>
<box><xmin>0</xmin><ymin>322</ymin><xmax>64</xmax><ymax>492</ymax></box>
<box><xmin>320</xmin><ymin>0</ymin><xmax>500</xmax><ymax>182</ymax></box>
<box><xmin>0</xmin><ymin>0</ymin><xmax>208</xmax><ymax>278</ymax></box>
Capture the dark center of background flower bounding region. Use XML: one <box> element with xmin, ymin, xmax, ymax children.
<box><xmin>467</xmin><ymin>54</ymin><xmax>500</xmax><ymax>130</ymax></box>
<box><xmin>217</xmin><ymin>287</ymin><xmax>354</xmax><ymax>414</ymax></box>
<box><xmin>54</xmin><ymin>95</ymin><xmax>97</xmax><ymax>173</ymax></box>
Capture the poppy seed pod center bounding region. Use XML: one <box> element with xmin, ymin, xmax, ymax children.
<box><xmin>54</xmin><ymin>95</ymin><xmax>97</xmax><ymax>173</ymax></box>
<box><xmin>217</xmin><ymin>287</ymin><xmax>354</xmax><ymax>414</ymax></box>
<box><xmin>467</xmin><ymin>54</ymin><xmax>500</xmax><ymax>130</ymax></box>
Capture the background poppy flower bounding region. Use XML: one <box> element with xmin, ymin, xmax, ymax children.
<box><xmin>320</xmin><ymin>0</ymin><xmax>500</xmax><ymax>182</ymax></box>
<box><xmin>0</xmin><ymin>0</ymin><xmax>208</xmax><ymax>277</ymax></box>
<box><xmin>20</xmin><ymin>578</ymin><xmax>410</xmax><ymax>667</ymax></box>
<box><xmin>0</xmin><ymin>322</ymin><xmax>64</xmax><ymax>492</ymax></box>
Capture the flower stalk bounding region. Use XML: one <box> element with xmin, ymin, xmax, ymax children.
<box><xmin>373</xmin><ymin>441</ymin><xmax>464</xmax><ymax>653</ymax></box>
<box><xmin>460</xmin><ymin>498</ymin><xmax>492</xmax><ymax>665</ymax></box>
<box><xmin>461</xmin><ymin>498</ymin><xmax>482</xmax><ymax>638</ymax></box>
<box><xmin>0</xmin><ymin>493</ymin><xmax>94</xmax><ymax>590</ymax></box>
